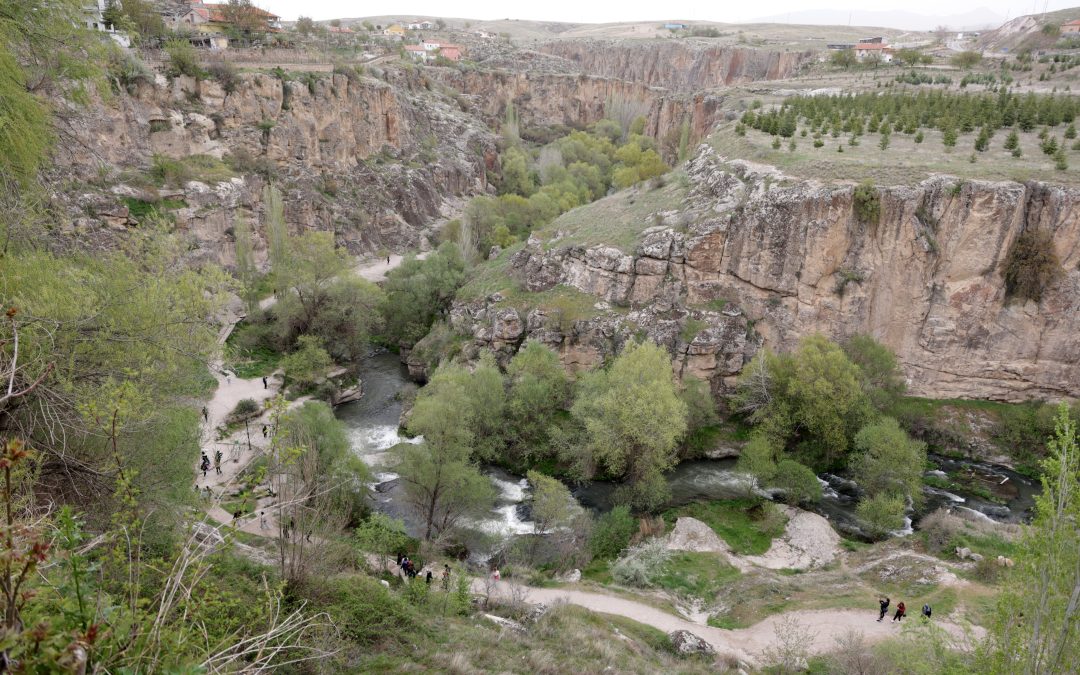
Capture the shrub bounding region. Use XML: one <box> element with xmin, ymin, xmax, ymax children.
<box><xmin>230</xmin><ymin>398</ymin><xmax>260</xmax><ymax>420</ymax></box>
<box><xmin>206</xmin><ymin>61</ymin><xmax>240</xmax><ymax>94</ymax></box>
<box><xmin>165</xmin><ymin>39</ymin><xmax>202</xmax><ymax>78</ymax></box>
<box><xmin>108</xmin><ymin>50</ymin><xmax>154</xmax><ymax>94</ymax></box>
<box><xmin>853</xmin><ymin>180</ymin><xmax>880</xmax><ymax>224</ymax></box>
<box><xmin>773</xmin><ymin>459</ymin><xmax>822</xmax><ymax>505</ymax></box>
<box><xmin>150</xmin><ymin>154</ymin><xmax>192</xmax><ymax>186</ymax></box>
<box><xmin>856</xmin><ymin>493</ymin><xmax>906</xmax><ymax>539</ymax></box>
<box><xmin>589</xmin><ymin>505</ymin><xmax>637</xmax><ymax>559</ymax></box>
<box><xmin>1003</xmin><ymin>228</ymin><xmax>1061</xmax><ymax>302</ymax></box>
<box><xmin>610</xmin><ymin>537</ymin><xmax>671</xmax><ymax>588</ymax></box>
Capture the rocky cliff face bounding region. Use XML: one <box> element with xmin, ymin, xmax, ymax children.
<box><xmin>536</xmin><ymin>41</ymin><xmax>813</xmax><ymax>91</ymax></box>
<box><xmin>443</xmin><ymin>147</ymin><xmax>1080</xmax><ymax>401</ymax></box>
<box><xmin>55</xmin><ymin>67</ymin><xmax>496</xmax><ymax>266</ymax></box>
<box><xmin>431</xmin><ymin>69</ymin><xmax>724</xmax><ymax>150</ymax></box>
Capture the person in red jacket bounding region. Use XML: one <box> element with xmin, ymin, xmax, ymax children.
<box><xmin>893</xmin><ymin>601</ymin><xmax>906</xmax><ymax>621</ymax></box>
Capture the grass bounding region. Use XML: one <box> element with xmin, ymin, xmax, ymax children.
<box><xmin>122</xmin><ymin>197</ymin><xmax>187</xmax><ymax>221</ymax></box>
<box><xmin>709</xmin><ymin>118</ymin><xmax>1080</xmax><ymax>187</ymax></box>
<box><xmin>663</xmin><ymin>498</ymin><xmax>787</xmax><ymax>556</ymax></box>
<box><xmin>653</xmin><ymin>552</ymin><xmax>740</xmax><ymax>601</ymax></box>
<box><xmin>224</xmin><ymin>321</ymin><xmax>283</xmax><ymax>378</ymax></box>
<box><xmin>531</xmin><ymin>172</ymin><xmax>688</xmax><ymax>253</ymax></box>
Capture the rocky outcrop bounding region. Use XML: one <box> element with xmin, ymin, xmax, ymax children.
<box><xmin>54</xmin><ymin>67</ymin><xmax>495</xmax><ymax>263</ymax></box>
<box><xmin>669</xmin><ymin>629</ymin><xmax>717</xmax><ymax>657</ymax></box>
<box><xmin>463</xmin><ymin>147</ymin><xmax>1080</xmax><ymax>401</ymax></box>
<box><xmin>666</xmin><ymin>517</ymin><xmax>732</xmax><ymax>554</ymax></box>
<box><xmin>537</xmin><ymin>41</ymin><xmax>812</xmax><ymax>91</ymax></box>
<box><xmin>744</xmin><ymin>507</ymin><xmax>841</xmax><ymax>571</ymax></box>
<box><xmin>430</xmin><ymin>68</ymin><xmax>725</xmax><ymax>153</ymax></box>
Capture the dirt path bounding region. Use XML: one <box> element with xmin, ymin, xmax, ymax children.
<box><xmin>475</xmin><ymin>580</ymin><xmax>983</xmax><ymax>666</ymax></box>
<box><xmin>196</xmin><ymin>252</ymin><xmax>424</xmax><ymax>537</ymax></box>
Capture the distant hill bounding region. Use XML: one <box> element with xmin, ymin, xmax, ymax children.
<box><xmin>975</xmin><ymin>7</ymin><xmax>1080</xmax><ymax>53</ymax></box>
<box><xmin>745</xmin><ymin>7</ymin><xmax>1004</xmax><ymax>31</ymax></box>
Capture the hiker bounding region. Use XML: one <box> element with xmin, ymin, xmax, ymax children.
<box><xmin>400</xmin><ymin>556</ymin><xmax>410</xmax><ymax>575</ymax></box>
<box><xmin>213</xmin><ymin>449</ymin><xmax>223</xmax><ymax>475</ymax></box>
<box><xmin>262</xmin><ymin>424</ymin><xmax>268</xmax><ymax>438</ymax></box>
<box><xmin>262</xmin><ymin>376</ymin><xmax>268</xmax><ymax>389</ymax></box>
<box><xmin>442</xmin><ymin>564</ymin><xmax>451</xmax><ymax>591</ymax></box>
<box><xmin>922</xmin><ymin>603</ymin><xmax>932</xmax><ymax>620</ymax></box>
<box><xmin>877</xmin><ymin>596</ymin><xmax>890</xmax><ymax>622</ymax></box>
<box><xmin>386</xmin><ymin>255</ymin><xmax>390</xmax><ymax>265</ymax></box>
<box><xmin>200</xmin><ymin>454</ymin><xmax>210</xmax><ymax>478</ymax></box>
<box><xmin>893</xmin><ymin>601</ymin><xmax>906</xmax><ymax>622</ymax></box>
<box><xmin>492</xmin><ymin>568</ymin><xmax>501</xmax><ymax>582</ymax></box>
<box><xmin>232</xmin><ymin>509</ymin><xmax>242</xmax><ymax>522</ymax></box>
<box><xmin>259</xmin><ymin>511</ymin><xmax>267</xmax><ymax>530</ymax></box>
<box><xmin>202</xmin><ymin>406</ymin><xmax>209</xmax><ymax>422</ymax></box>
<box><xmin>426</xmin><ymin>570</ymin><xmax>433</xmax><ymax>585</ymax></box>
<box><xmin>396</xmin><ymin>552</ymin><xmax>404</xmax><ymax>568</ymax></box>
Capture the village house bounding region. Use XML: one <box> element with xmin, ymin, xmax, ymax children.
<box><xmin>1063</xmin><ymin>19</ymin><xmax>1080</xmax><ymax>34</ymax></box>
<box><xmin>854</xmin><ymin>42</ymin><xmax>894</xmax><ymax>62</ymax></box>
<box><xmin>83</xmin><ymin>0</ymin><xmax>131</xmax><ymax>46</ymax></box>
<box><xmin>383</xmin><ymin>24</ymin><xmax>406</xmax><ymax>38</ymax></box>
<box><xmin>164</xmin><ymin>1</ymin><xmax>280</xmax><ymax>34</ymax></box>
<box><xmin>403</xmin><ymin>44</ymin><xmax>428</xmax><ymax>61</ymax></box>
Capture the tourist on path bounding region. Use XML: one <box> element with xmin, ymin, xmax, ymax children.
<box><xmin>922</xmin><ymin>603</ymin><xmax>932</xmax><ymax>620</ymax></box>
<box><xmin>877</xmin><ymin>597</ymin><xmax>890</xmax><ymax>622</ymax></box>
<box><xmin>893</xmin><ymin>601</ymin><xmax>906</xmax><ymax>622</ymax></box>
<box><xmin>213</xmin><ymin>449</ymin><xmax>223</xmax><ymax>475</ymax></box>
<box><xmin>262</xmin><ymin>376</ymin><xmax>268</xmax><ymax>389</ymax></box>
<box><xmin>202</xmin><ymin>407</ymin><xmax>209</xmax><ymax>422</ymax></box>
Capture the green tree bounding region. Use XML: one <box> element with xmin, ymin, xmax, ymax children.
<box><xmin>842</xmin><ymin>334</ymin><xmax>906</xmax><ymax>410</ymax></box>
<box><xmin>830</xmin><ymin>49</ymin><xmax>857</xmax><ymax>69</ymax></box>
<box><xmin>379</xmin><ymin>243</ymin><xmax>466</xmax><ymax>346</ymax></box>
<box><xmin>264</xmin><ymin>184</ymin><xmax>288</xmax><ymax>280</ymax></box>
<box><xmin>354</xmin><ymin>512</ymin><xmax>411</xmax><ymax>572</ymax></box>
<box><xmin>735</xmin><ymin>335</ymin><xmax>873</xmax><ymax>468</ymax></box>
<box><xmin>952</xmin><ymin>51</ymin><xmax>983</xmax><ymax>69</ymax></box>
<box><xmin>505</xmin><ymin>341</ymin><xmax>570</xmax><ymax>460</ymax></box>
<box><xmin>303</xmin><ymin>276</ymin><xmax>385</xmax><ymax>363</ymax></box>
<box><xmin>856</xmin><ymin>493</ymin><xmax>907</xmax><ymax>538</ymax></box>
<box><xmin>773</xmin><ymin>458</ymin><xmax>822</xmax><ymax>505</ymax></box>
<box><xmin>296</xmin><ymin>16</ymin><xmax>315</xmax><ymax>35</ymax></box>
<box><xmin>589</xmin><ymin>505</ymin><xmax>637</xmax><ymax>559</ymax></box>
<box><xmin>850</xmin><ymin>417</ymin><xmax>926</xmax><ymax>504</ymax></box>
<box><xmin>499</xmin><ymin>146</ymin><xmax>535</xmax><ymax>196</ymax></box>
<box><xmin>400</xmin><ymin>370</ymin><xmax>496</xmax><ymax>540</ymax></box>
<box><xmin>280</xmin><ymin>335</ymin><xmax>332</xmax><ymax>388</ymax></box>
<box><xmin>988</xmin><ymin>404</ymin><xmax>1079</xmax><ymax>673</ymax></box>
<box><xmin>572</xmin><ymin>341</ymin><xmax>688</xmax><ymax>510</ymax></box>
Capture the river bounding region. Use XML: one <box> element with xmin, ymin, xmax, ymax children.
<box><xmin>339</xmin><ymin>351</ymin><xmax>1039</xmax><ymax>545</ymax></box>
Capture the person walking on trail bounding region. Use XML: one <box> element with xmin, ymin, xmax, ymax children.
<box><xmin>200</xmin><ymin>453</ymin><xmax>210</xmax><ymax>478</ymax></box>
<box><xmin>877</xmin><ymin>597</ymin><xmax>890</xmax><ymax>622</ymax></box>
<box><xmin>442</xmin><ymin>564</ymin><xmax>450</xmax><ymax>591</ymax></box>
<box><xmin>262</xmin><ymin>424</ymin><xmax>268</xmax><ymax>438</ymax></box>
<box><xmin>213</xmin><ymin>449</ymin><xmax>223</xmax><ymax>476</ymax></box>
<box><xmin>426</xmin><ymin>570</ymin><xmax>433</xmax><ymax>585</ymax></box>
<box><xmin>922</xmin><ymin>603</ymin><xmax>932</xmax><ymax>620</ymax></box>
<box><xmin>259</xmin><ymin>511</ymin><xmax>267</xmax><ymax>530</ymax></box>
<box><xmin>386</xmin><ymin>256</ymin><xmax>390</xmax><ymax>265</ymax></box>
<box><xmin>893</xmin><ymin>601</ymin><xmax>906</xmax><ymax>622</ymax></box>
<box><xmin>492</xmin><ymin>568</ymin><xmax>501</xmax><ymax>582</ymax></box>
<box><xmin>202</xmin><ymin>406</ymin><xmax>209</xmax><ymax>422</ymax></box>
<box><xmin>262</xmin><ymin>376</ymin><xmax>268</xmax><ymax>389</ymax></box>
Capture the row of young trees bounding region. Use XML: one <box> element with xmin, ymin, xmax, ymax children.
<box><xmin>396</xmin><ymin>340</ymin><xmax>716</xmax><ymax>541</ymax></box>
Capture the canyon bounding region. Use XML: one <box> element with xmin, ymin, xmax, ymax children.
<box><xmin>437</xmin><ymin>148</ymin><xmax>1080</xmax><ymax>402</ymax></box>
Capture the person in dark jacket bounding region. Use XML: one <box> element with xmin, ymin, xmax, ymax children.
<box><xmin>922</xmin><ymin>603</ymin><xmax>932</xmax><ymax>619</ymax></box>
<box><xmin>893</xmin><ymin>601</ymin><xmax>906</xmax><ymax>621</ymax></box>
<box><xmin>877</xmin><ymin>597</ymin><xmax>890</xmax><ymax>622</ymax></box>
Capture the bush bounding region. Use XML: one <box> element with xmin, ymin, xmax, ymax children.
<box><xmin>853</xmin><ymin>180</ymin><xmax>880</xmax><ymax>224</ymax></box>
<box><xmin>206</xmin><ymin>61</ymin><xmax>240</xmax><ymax>94</ymax></box>
<box><xmin>589</xmin><ymin>505</ymin><xmax>637</xmax><ymax>559</ymax></box>
<box><xmin>231</xmin><ymin>398</ymin><xmax>260</xmax><ymax>418</ymax></box>
<box><xmin>1002</xmin><ymin>227</ymin><xmax>1061</xmax><ymax>302</ymax></box>
<box><xmin>107</xmin><ymin>50</ymin><xmax>154</xmax><ymax>94</ymax></box>
<box><xmin>610</xmin><ymin>537</ymin><xmax>671</xmax><ymax>588</ymax></box>
<box><xmin>165</xmin><ymin>39</ymin><xmax>202</xmax><ymax>78</ymax></box>
<box><xmin>856</xmin><ymin>493</ymin><xmax>906</xmax><ymax>539</ymax></box>
<box><xmin>150</xmin><ymin>154</ymin><xmax>192</xmax><ymax>186</ymax></box>
<box><xmin>773</xmin><ymin>459</ymin><xmax>822</xmax><ymax>505</ymax></box>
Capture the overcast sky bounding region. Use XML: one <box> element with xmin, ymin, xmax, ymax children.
<box><xmin>261</xmin><ymin>0</ymin><xmax>1077</xmax><ymax>23</ymax></box>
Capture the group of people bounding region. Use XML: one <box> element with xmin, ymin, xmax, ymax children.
<box><xmin>397</xmin><ymin>553</ymin><xmax>419</xmax><ymax>578</ymax></box>
<box><xmin>878</xmin><ymin>597</ymin><xmax>931</xmax><ymax>623</ymax></box>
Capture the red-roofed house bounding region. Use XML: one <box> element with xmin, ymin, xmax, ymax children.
<box><xmin>1063</xmin><ymin>19</ymin><xmax>1080</xmax><ymax>34</ymax></box>
<box><xmin>204</xmin><ymin>3</ymin><xmax>281</xmax><ymax>30</ymax></box>
<box><xmin>854</xmin><ymin>42</ymin><xmax>894</xmax><ymax>63</ymax></box>
<box><xmin>404</xmin><ymin>44</ymin><xmax>428</xmax><ymax>61</ymax></box>
<box><xmin>419</xmin><ymin>40</ymin><xmax>464</xmax><ymax>61</ymax></box>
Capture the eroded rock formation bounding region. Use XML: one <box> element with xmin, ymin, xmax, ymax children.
<box><xmin>445</xmin><ymin>147</ymin><xmax>1080</xmax><ymax>401</ymax></box>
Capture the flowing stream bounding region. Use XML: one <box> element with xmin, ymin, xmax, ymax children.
<box><xmin>335</xmin><ymin>352</ymin><xmax>536</xmax><ymax>541</ymax></box>
<box><xmin>338</xmin><ymin>352</ymin><xmax>1039</xmax><ymax>545</ymax></box>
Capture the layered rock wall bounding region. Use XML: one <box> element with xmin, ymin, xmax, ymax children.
<box><xmin>452</xmin><ymin>148</ymin><xmax>1080</xmax><ymax>401</ymax></box>
<box><xmin>537</xmin><ymin>41</ymin><xmax>813</xmax><ymax>91</ymax></box>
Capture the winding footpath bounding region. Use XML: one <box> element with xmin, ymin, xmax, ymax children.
<box><xmin>477</xmin><ymin>580</ymin><xmax>985</xmax><ymax>667</ymax></box>
<box><xmin>195</xmin><ymin>252</ymin><xmax>427</xmax><ymax>535</ymax></box>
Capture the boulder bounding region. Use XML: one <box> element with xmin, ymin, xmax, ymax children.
<box><xmin>955</xmin><ymin>546</ymin><xmax>972</xmax><ymax>560</ymax></box>
<box><xmin>557</xmin><ymin>568</ymin><xmax>582</xmax><ymax>583</ymax></box>
<box><xmin>669</xmin><ymin>629</ymin><xmax>716</xmax><ymax>657</ymax></box>
<box><xmin>997</xmin><ymin>555</ymin><xmax>1015</xmax><ymax>568</ymax></box>
<box><xmin>744</xmin><ymin>506</ymin><xmax>841</xmax><ymax>570</ymax></box>
<box><xmin>483</xmin><ymin>614</ymin><xmax>526</xmax><ymax>633</ymax></box>
<box><xmin>666</xmin><ymin>517</ymin><xmax>731</xmax><ymax>554</ymax></box>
